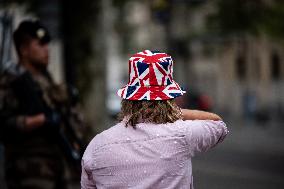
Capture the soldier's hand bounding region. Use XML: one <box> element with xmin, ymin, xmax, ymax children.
<box><xmin>24</xmin><ymin>114</ymin><xmax>46</xmax><ymax>131</ymax></box>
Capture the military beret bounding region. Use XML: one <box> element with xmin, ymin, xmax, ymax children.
<box><xmin>13</xmin><ymin>19</ymin><xmax>51</xmax><ymax>45</ymax></box>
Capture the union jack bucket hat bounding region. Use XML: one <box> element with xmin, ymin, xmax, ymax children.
<box><xmin>117</xmin><ymin>50</ymin><xmax>186</xmax><ymax>100</ymax></box>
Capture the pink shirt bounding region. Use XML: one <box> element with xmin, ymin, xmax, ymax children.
<box><xmin>81</xmin><ymin>120</ymin><xmax>228</xmax><ymax>189</ymax></box>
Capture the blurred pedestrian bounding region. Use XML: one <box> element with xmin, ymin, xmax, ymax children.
<box><xmin>81</xmin><ymin>50</ymin><xmax>228</xmax><ymax>188</ymax></box>
<box><xmin>0</xmin><ymin>20</ymin><xmax>84</xmax><ymax>189</ymax></box>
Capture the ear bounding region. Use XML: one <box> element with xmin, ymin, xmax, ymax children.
<box><xmin>19</xmin><ymin>44</ymin><xmax>29</xmax><ymax>57</ymax></box>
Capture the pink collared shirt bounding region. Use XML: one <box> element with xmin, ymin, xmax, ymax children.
<box><xmin>81</xmin><ymin>119</ymin><xmax>228</xmax><ymax>189</ymax></box>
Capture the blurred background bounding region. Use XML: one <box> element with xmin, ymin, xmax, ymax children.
<box><xmin>1</xmin><ymin>0</ymin><xmax>284</xmax><ymax>188</ymax></box>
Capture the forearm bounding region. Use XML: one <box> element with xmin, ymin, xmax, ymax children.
<box><xmin>2</xmin><ymin>114</ymin><xmax>45</xmax><ymax>132</ymax></box>
<box><xmin>182</xmin><ymin>109</ymin><xmax>222</xmax><ymax>121</ymax></box>
<box><xmin>24</xmin><ymin>114</ymin><xmax>46</xmax><ymax>131</ymax></box>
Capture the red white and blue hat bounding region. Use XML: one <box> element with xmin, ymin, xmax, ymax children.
<box><xmin>117</xmin><ymin>50</ymin><xmax>186</xmax><ymax>100</ymax></box>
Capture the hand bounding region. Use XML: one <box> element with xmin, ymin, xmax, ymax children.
<box><xmin>24</xmin><ymin>113</ymin><xmax>46</xmax><ymax>131</ymax></box>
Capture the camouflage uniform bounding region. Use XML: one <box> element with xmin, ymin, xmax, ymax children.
<box><xmin>0</xmin><ymin>63</ymin><xmax>84</xmax><ymax>189</ymax></box>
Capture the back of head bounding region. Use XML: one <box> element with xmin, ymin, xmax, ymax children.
<box><xmin>13</xmin><ymin>19</ymin><xmax>51</xmax><ymax>56</ymax></box>
<box><xmin>118</xmin><ymin>99</ymin><xmax>182</xmax><ymax>128</ymax></box>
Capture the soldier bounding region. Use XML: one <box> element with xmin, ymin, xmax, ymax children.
<box><xmin>0</xmin><ymin>20</ymin><xmax>84</xmax><ymax>189</ymax></box>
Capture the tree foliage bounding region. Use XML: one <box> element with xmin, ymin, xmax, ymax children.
<box><xmin>208</xmin><ymin>0</ymin><xmax>284</xmax><ymax>39</ymax></box>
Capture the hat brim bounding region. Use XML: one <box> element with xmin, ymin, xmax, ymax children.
<box><xmin>117</xmin><ymin>82</ymin><xmax>186</xmax><ymax>100</ymax></box>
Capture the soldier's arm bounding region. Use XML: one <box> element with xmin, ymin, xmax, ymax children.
<box><xmin>182</xmin><ymin>109</ymin><xmax>222</xmax><ymax>121</ymax></box>
<box><xmin>0</xmin><ymin>84</ymin><xmax>45</xmax><ymax>132</ymax></box>
<box><xmin>1</xmin><ymin>112</ymin><xmax>45</xmax><ymax>132</ymax></box>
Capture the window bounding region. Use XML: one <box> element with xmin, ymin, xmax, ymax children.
<box><xmin>236</xmin><ymin>55</ymin><xmax>246</xmax><ymax>80</ymax></box>
<box><xmin>271</xmin><ymin>53</ymin><xmax>280</xmax><ymax>80</ymax></box>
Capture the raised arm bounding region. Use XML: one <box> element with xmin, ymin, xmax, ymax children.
<box><xmin>181</xmin><ymin>109</ymin><xmax>228</xmax><ymax>156</ymax></box>
<box><xmin>182</xmin><ymin>109</ymin><xmax>222</xmax><ymax>121</ymax></box>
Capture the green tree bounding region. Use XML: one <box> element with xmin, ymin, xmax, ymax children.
<box><xmin>208</xmin><ymin>0</ymin><xmax>284</xmax><ymax>40</ymax></box>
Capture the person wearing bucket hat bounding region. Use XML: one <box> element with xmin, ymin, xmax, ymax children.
<box><xmin>81</xmin><ymin>50</ymin><xmax>228</xmax><ymax>188</ymax></box>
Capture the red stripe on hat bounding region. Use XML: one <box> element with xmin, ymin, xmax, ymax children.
<box><xmin>129</xmin><ymin>87</ymin><xmax>148</xmax><ymax>100</ymax></box>
<box><xmin>150</xmin><ymin>87</ymin><xmax>169</xmax><ymax>100</ymax></box>
<box><xmin>149</xmin><ymin>64</ymin><xmax>158</xmax><ymax>86</ymax></box>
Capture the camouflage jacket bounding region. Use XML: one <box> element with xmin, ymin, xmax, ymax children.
<box><xmin>0</xmin><ymin>63</ymin><xmax>85</xmax><ymax>164</ymax></box>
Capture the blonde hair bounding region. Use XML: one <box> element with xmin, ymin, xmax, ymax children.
<box><xmin>118</xmin><ymin>99</ymin><xmax>182</xmax><ymax>128</ymax></box>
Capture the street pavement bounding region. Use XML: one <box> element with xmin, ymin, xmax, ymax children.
<box><xmin>192</xmin><ymin>118</ymin><xmax>284</xmax><ymax>189</ymax></box>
